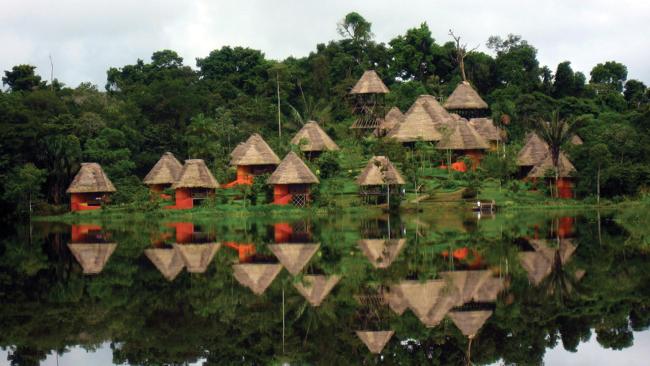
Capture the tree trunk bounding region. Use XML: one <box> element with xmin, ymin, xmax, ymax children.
<box><xmin>596</xmin><ymin>166</ymin><xmax>601</xmax><ymax>205</ymax></box>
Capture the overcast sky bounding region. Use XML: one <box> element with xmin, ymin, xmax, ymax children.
<box><xmin>1</xmin><ymin>0</ymin><xmax>649</xmax><ymax>88</ymax></box>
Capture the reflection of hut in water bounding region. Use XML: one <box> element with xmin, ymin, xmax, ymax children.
<box><xmin>267</xmin><ymin>152</ymin><xmax>319</xmax><ymax>206</ymax></box>
<box><xmin>374</xmin><ymin>107</ymin><xmax>404</xmax><ymax>137</ymax></box>
<box><xmin>68</xmin><ymin>243</ymin><xmax>117</xmax><ymax>274</ymax></box>
<box><xmin>391</xmin><ymin>280</ymin><xmax>447</xmax><ymax>326</ymax></box>
<box><xmin>145</xmin><ymin>247</ymin><xmax>185</xmax><ymax>281</ymax></box>
<box><xmin>225</xmin><ymin>133</ymin><xmax>281</xmax><ymax>187</ymax></box>
<box><xmin>440</xmin><ymin>270</ymin><xmax>495</xmax><ymax>306</ymax></box>
<box><xmin>67</xmin><ymin>163</ymin><xmax>116</xmax><ymax>212</ymax></box>
<box><xmin>169</xmin><ymin>222</ymin><xmax>216</xmax><ymax>244</ymax></box>
<box><xmin>356</xmin><ymin>330</ymin><xmax>394</xmax><ymax>354</ymax></box>
<box><xmin>294</xmin><ymin>274</ymin><xmax>340</xmax><ymax>306</ymax></box>
<box><xmin>224</xmin><ymin>242</ymin><xmax>257</xmax><ymax>263</ymax></box>
<box><xmin>268</xmin><ymin>243</ymin><xmax>320</xmax><ymax>275</ymax></box>
<box><xmin>518</xmin><ymin>239</ymin><xmax>577</xmax><ymax>286</ymax></box>
<box><xmin>173</xmin><ymin>243</ymin><xmax>221</xmax><ymax>273</ymax></box>
<box><xmin>168</xmin><ymin>159</ymin><xmax>219</xmax><ymax>209</ymax></box>
<box><xmin>349</xmin><ymin>70</ymin><xmax>390</xmax><ymax>130</ymax></box>
<box><xmin>290</xmin><ymin>121</ymin><xmax>339</xmax><ymax>158</ymax></box>
<box><xmin>441</xmin><ymin>247</ymin><xmax>486</xmax><ymax>270</ymax></box>
<box><xmin>273</xmin><ymin>221</ymin><xmax>312</xmax><ymax>243</ymax></box>
<box><xmin>233</xmin><ymin>263</ymin><xmax>283</xmax><ymax>295</ymax></box>
<box><xmin>70</xmin><ymin>224</ymin><xmax>106</xmax><ymax>243</ymax></box>
<box><xmin>357</xmin><ymin>156</ymin><xmax>406</xmax><ymax>204</ymax></box>
<box><xmin>358</xmin><ymin>239</ymin><xmax>406</xmax><ymax>269</ymax></box>
<box><xmin>448</xmin><ymin>310</ymin><xmax>493</xmax><ymax>339</ymax></box>
<box><xmin>142</xmin><ymin>152</ymin><xmax>183</xmax><ymax>199</ymax></box>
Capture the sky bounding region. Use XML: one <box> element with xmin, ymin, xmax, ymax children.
<box><xmin>1</xmin><ymin>0</ymin><xmax>649</xmax><ymax>88</ymax></box>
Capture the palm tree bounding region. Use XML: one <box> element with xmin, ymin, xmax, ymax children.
<box><xmin>535</xmin><ymin>110</ymin><xmax>575</xmax><ymax>198</ymax></box>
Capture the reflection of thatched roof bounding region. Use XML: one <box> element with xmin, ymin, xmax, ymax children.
<box><xmin>67</xmin><ymin>243</ymin><xmax>117</xmax><ymax>274</ymax></box>
<box><xmin>527</xmin><ymin>152</ymin><xmax>577</xmax><ymax>178</ymax></box>
<box><xmin>517</xmin><ymin>133</ymin><xmax>549</xmax><ymax>167</ymax></box>
<box><xmin>267</xmin><ymin>152</ymin><xmax>319</xmax><ymax>185</ymax></box>
<box><xmin>356</xmin><ymin>156</ymin><xmax>406</xmax><ymax>186</ymax></box>
<box><xmin>349</xmin><ymin>70</ymin><xmax>389</xmax><ymax>94</ymax></box>
<box><xmin>392</xmin><ymin>280</ymin><xmax>446</xmax><ymax>320</ymax></box>
<box><xmin>174</xmin><ymin>243</ymin><xmax>220</xmax><ymax>273</ymax></box>
<box><xmin>233</xmin><ymin>263</ymin><xmax>283</xmax><ymax>295</ymax></box>
<box><xmin>436</xmin><ymin>120</ymin><xmax>489</xmax><ymax>150</ymax></box>
<box><xmin>421</xmin><ymin>288</ymin><xmax>458</xmax><ymax>328</ymax></box>
<box><xmin>518</xmin><ymin>239</ymin><xmax>576</xmax><ymax>285</ymax></box>
<box><xmin>268</xmin><ymin>243</ymin><xmax>320</xmax><ymax>275</ymax></box>
<box><xmin>386</xmin><ymin>98</ymin><xmax>444</xmax><ymax>142</ymax></box>
<box><xmin>375</xmin><ymin>107</ymin><xmax>404</xmax><ymax>134</ymax></box>
<box><xmin>443</xmin><ymin>81</ymin><xmax>488</xmax><ymax>110</ymax></box>
<box><xmin>358</xmin><ymin>239</ymin><xmax>406</xmax><ymax>269</ymax></box>
<box><xmin>475</xmin><ymin>277</ymin><xmax>505</xmax><ymax>302</ymax></box>
<box><xmin>172</xmin><ymin>159</ymin><xmax>219</xmax><ymax>189</ymax></box>
<box><xmin>468</xmin><ymin>118</ymin><xmax>503</xmax><ymax>143</ymax></box>
<box><xmin>356</xmin><ymin>330</ymin><xmax>394</xmax><ymax>354</ymax></box>
<box><xmin>291</xmin><ymin>121</ymin><xmax>339</xmax><ymax>152</ymax></box>
<box><xmin>67</xmin><ymin>163</ymin><xmax>116</xmax><ymax>193</ymax></box>
<box><xmin>440</xmin><ymin>270</ymin><xmax>494</xmax><ymax>306</ymax></box>
<box><xmin>145</xmin><ymin>248</ymin><xmax>185</xmax><ymax>281</ymax></box>
<box><xmin>449</xmin><ymin>310</ymin><xmax>493</xmax><ymax>338</ymax></box>
<box><xmin>143</xmin><ymin>152</ymin><xmax>183</xmax><ymax>186</ymax></box>
<box><xmin>294</xmin><ymin>274</ymin><xmax>340</xmax><ymax>306</ymax></box>
<box><xmin>230</xmin><ymin>133</ymin><xmax>281</xmax><ymax>166</ymax></box>
<box><xmin>384</xmin><ymin>287</ymin><xmax>409</xmax><ymax>315</ymax></box>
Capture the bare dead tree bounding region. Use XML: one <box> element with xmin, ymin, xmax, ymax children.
<box><xmin>448</xmin><ymin>30</ymin><xmax>479</xmax><ymax>82</ymax></box>
<box><xmin>49</xmin><ymin>54</ymin><xmax>54</xmax><ymax>90</ymax></box>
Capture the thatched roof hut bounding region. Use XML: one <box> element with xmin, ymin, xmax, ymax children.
<box><xmin>358</xmin><ymin>239</ymin><xmax>406</xmax><ymax>269</ymax></box>
<box><xmin>436</xmin><ymin>120</ymin><xmax>490</xmax><ymax>151</ymax></box>
<box><xmin>383</xmin><ymin>286</ymin><xmax>409</xmax><ymax>315</ymax></box>
<box><xmin>294</xmin><ymin>274</ymin><xmax>340</xmax><ymax>306</ymax></box>
<box><xmin>375</xmin><ymin>107</ymin><xmax>404</xmax><ymax>135</ymax></box>
<box><xmin>357</xmin><ymin>156</ymin><xmax>406</xmax><ymax>186</ymax></box>
<box><xmin>172</xmin><ymin>159</ymin><xmax>219</xmax><ymax>189</ymax></box>
<box><xmin>386</xmin><ymin>98</ymin><xmax>444</xmax><ymax>142</ymax></box>
<box><xmin>67</xmin><ymin>243</ymin><xmax>117</xmax><ymax>274</ymax></box>
<box><xmin>527</xmin><ymin>152</ymin><xmax>577</xmax><ymax>178</ymax></box>
<box><xmin>356</xmin><ymin>330</ymin><xmax>394</xmax><ymax>354</ymax></box>
<box><xmin>268</xmin><ymin>243</ymin><xmax>320</xmax><ymax>275</ymax></box>
<box><xmin>475</xmin><ymin>277</ymin><xmax>506</xmax><ymax>303</ymax></box>
<box><xmin>66</xmin><ymin>163</ymin><xmax>116</xmax><ymax>193</ymax></box>
<box><xmin>230</xmin><ymin>133</ymin><xmax>281</xmax><ymax>166</ymax></box>
<box><xmin>349</xmin><ymin>70</ymin><xmax>389</xmax><ymax>94</ymax></box>
<box><xmin>233</xmin><ymin>263</ymin><xmax>283</xmax><ymax>295</ymax></box>
<box><xmin>448</xmin><ymin>310</ymin><xmax>493</xmax><ymax>339</ymax></box>
<box><xmin>392</xmin><ymin>280</ymin><xmax>447</xmax><ymax>321</ymax></box>
<box><xmin>440</xmin><ymin>270</ymin><xmax>494</xmax><ymax>306</ymax></box>
<box><xmin>143</xmin><ymin>152</ymin><xmax>183</xmax><ymax>186</ymax></box>
<box><xmin>518</xmin><ymin>239</ymin><xmax>576</xmax><ymax>285</ymax></box>
<box><xmin>516</xmin><ymin>133</ymin><xmax>549</xmax><ymax>167</ymax></box>
<box><xmin>468</xmin><ymin>118</ymin><xmax>503</xmax><ymax>143</ymax></box>
<box><xmin>420</xmin><ymin>289</ymin><xmax>459</xmax><ymax>328</ymax></box>
<box><xmin>267</xmin><ymin>152</ymin><xmax>319</xmax><ymax>185</ymax></box>
<box><xmin>443</xmin><ymin>81</ymin><xmax>488</xmax><ymax>110</ymax></box>
<box><xmin>174</xmin><ymin>243</ymin><xmax>221</xmax><ymax>273</ymax></box>
<box><xmin>290</xmin><ymin>121</ymin><xmax>339</xmax><ymax>152</ymax></box>
<box><xmin>570</xmin><ymin>134</ymin><xmax>584</xmax><ymax>145</ymax></box>
<box><xmin>144</xmin><ymin>247</ymin><xmax>185</xmax><ymax>281</ymax></box>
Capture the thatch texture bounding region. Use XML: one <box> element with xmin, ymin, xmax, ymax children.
<box><xmin>268</xmin><ymin>243</ymin><xmax>320</xmax><ymax>275</ymax></box>
<box><xmin>420</xmin><ymin>289</ymin><xmax>459</xmax><ymax>328</ymax></box>
<box><xmin>358</xmin><ymin>239</ymin><xmax>406</xmax><ymax>269</ymax></box>
<box><xmin>383</xmin><ymin>287</ymin><xmax>408</xmax><ymax>315</ymax></box>
<box><xmin>409</xmin><ymin>95</ymin><xmax>454</xmax><ymax>125</ymax></box>
<box><xmin>475</xmin><ymin>277</ymin><xmax>506</xmax><ymax>303</ymax></box>
<box><xmin>518</xmin><ymin>239</ymin><xmax>576</xmax><ymax>285</ymax></box>
<box><xmin>66</xmin><ymin>163</ymin><xmax>116</xmax><ymax>193</ymax></box>
<box><xmin>230</xmin><ymin>133</ymin><xmax>281</xmax><ymax>166</ymax></box>
<box><xmin>174</xmin><ymin>243</ymin><xmax>221</xmax><ymax>273</ymax></box>
<box><xmin>349</xmin><ymin>70</ymin><xmax>389</xmax><ymax>94</ymax></box>
<box><xmin>357</xmin><ymin>156</ymin><xmax>406</xmax><ymax>186</ymax></box>
<box><xmin>356</xmin><ymin>330</ymin><xmax>394</xmax><ymax>354</ymax></box>
<box><xmin>392</xmin><ymin>280</ymin><xmax>447</xmax><ymax>321</ymax></box>
<box><xmin>294</xmin><ymin>274</ymin><xmax>340</xmax><ymax>306</ymax></box>
<box><xmin>233</xmin><ymin>263</ymin><xmax>283</xmax><ymax>295</ymax></box>
<box><xmin>571</xmin><ymin>134</ymin><xmax>584</xmax><ymax>145</ymax></box>
<box><xmin>267</xmin><ymin>152</ymin><xmax>319</xmax><ymax>185</ymax></box>
<box><xmin>443</xmin><ymin>81</ymin><xmax>488</xmax><ymax>110</ymax></box>
<box><xmin>143</xmin><ymin>152</ymin><xmax>183</xmax><ymax>186</ymax></box>
<box><xmin>290</xmin><ymin>121</ymin><xmax>340</xmax><ymax>152</ymax></box>
<box><xmin>468</xmin><ymin>118</ymin><xmax>503</xmax><ymax>143</ymax></box>
<box><xmin>375</xmin><ymin>107</ymin><xmax>404</xmax><ymax>135</ymax></box>
<box><xmin>516</xmin><ymin>133</ymin><xmax>549</xmax><ymax>167</ymax></box>
<box><xmin>527</xmin><ymin>152</ymin><xmax>577</xmax><ymax>178</ymax></box>
<box><xmin>386</xmin><ymin>98</ymin><xmax>444</xmax><ymax>142</ymax></box>
<box><xmin>67</xmin><ymin>243</ymin><xmax>117</xmax><ymax>274</ymax></box>
<box><xmin>172</xmin><ymin>159</ymin><xmax>219</xmax><ymax>189</ymax></box>
<box><xmin>145</xmin><ymin>247</ymin><xmax>185</xmax><ymax>281</ymax></box>
<box><xmin>436</xmin><ymin>120</ymin><xmax>489</xmax><ymax>150</ymax></box>
<box><xmin>449</xmin><ymin>310</ymin><xmax>493</xmax><ymax>338</ymax></box>
<box><xmin>440</xmin><ymin>270</ymin><xmax>494</xmax><ymax>306</ymax></box>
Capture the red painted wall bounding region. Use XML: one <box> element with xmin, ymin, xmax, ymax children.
<box><xmin>225</xmin><ymin>242</ymin><xmax>256</xmax><ymax>262</ymax></box>
<box><xmin>71</xmin><ymin>224</ymin><xmax>102</xmax><ymax>242</ymax></box>
<box><xmin>557</xmin><ymin>178</ymin><xmax>574</xmax><ymax>199</ymax></box>
<box><xmin>172</xmin><ymin>222</ymin><xmax>195</xmax><ymax>243</ymax></box>
<box><xmin>274</xmin><ymin>223</ymin><xmax>293</xmax><ymax>243</ymax></box>
<box><xmin>70</xmin><ymin>193</ymin><xmax>103</xmax><ymax>212</ymax></box>
<box><xmin>273</xmin><ymin>184</ymin><xmax>292</xmax><ymax>205</ymax></box>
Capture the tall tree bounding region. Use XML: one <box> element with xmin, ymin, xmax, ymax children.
<box><xmin>2</xmin><ymin>65</ymin><xmax>43</xmax><ymax>92</ymax></box>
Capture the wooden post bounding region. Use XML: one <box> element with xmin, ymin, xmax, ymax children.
<box><xmin>277</xmin><ymin>72</ymin><xmax>281</xmax><ymax>138</ymax></box>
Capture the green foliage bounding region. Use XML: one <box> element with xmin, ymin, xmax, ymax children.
<box><xmin>2</xmin><ymin>163</ymin><xmax>47</xmax><ymax>218</ymax></box>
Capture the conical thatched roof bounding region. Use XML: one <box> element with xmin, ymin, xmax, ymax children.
<box><xmin>570</xmin><ymin>134</ymin><xmax>584</xmax><ymax>145</ymax></box>
<box><xmin>475</xmin><ymin>277</ymin><xmax>505</xmax><ymax>303</ymax></box>
<box><xmin>468</xmin><ymin>118</ymin><xmax>503</xmax><ymax>143</ymax></box>
<box><xmin>143</xmin><ymin>152</ymin><xmax>183</xmax><ymax>186</ymax></box>
<box><xmin>440</xmin><ymin>270</ymin><xmax>494</xmax><ymax>306</ymax></box>
<box><xmin>384</xmin><ymin>287</ymin><xmax>409</xmax><ymax>315</ymax></box>
<box><xmin>449</xmin><ymin>310</ymin><xmax>493</xmax><ymax>338</ymax></box>
<box><xmin>386</xmin><ymin>98</ymin><xmax>443</xmax><ymax>142</ymax></box>
<box><xmin>230</xmin><ymin>133</ymin><xmax>281</xmax><ymax>166</ymax></box>
<box><xmin>421</xmin><ymin>289</ymin><xmax>458</xmax><ymax>328</ymax></box>
<box><xmin>357</xmin><ymin>156</ymin><xmax>406</xmax><ymax>186</ymax></box>
<box><xmin>290</xmin><ymin>121</ymin><xmax>340</xmax><ymax>152</ymax></box>
<box><xmin>233</xmin><ymin>263</ymin><xmax>283</xmax><ymax>295</ymax></box>
<box><xmin>527</xmin><ymin>152</ymin><xmax>576</xmax><ymax>178</ymax></box>
<box><xmin>516</xmin><ymin>133</ymin><xmax>549</xmax><ymax>167</ymax></box>
<box><xmin>173</xmin><ymin>243</ymin><xmax>220</xmax><ymax>273</ymax></box>
<box><xmin>268</xmin><ymin>243</ymin><xmax>320</xmax><ymax>275</ymax></box>
<box><xmin>519</xmin><ymin>239</ymin><xmax>576</xmax><ymax>285</ymax></box>
<box><xmin>349</xmin><ymin>70</ymin><xmax>389</xmax><ymax>94</ymax></box>
<box><xmin>444</xmin><ymin>81</ymin><xmax>488</xmax><ymax>110</ymax></box>
<box><xmin>358</xmin><ymin>239</ymin><xmax>406</xmax><ymax>269</ymax></box>
<box><xmin>356</xmin><ymin>330</ymin><xmax>394</xmax><ymax>354</ymax></box>
<box><xmin>436</xmin><ymin>120</ymin><xmax>490</xmax><ymax>150</ymax></box>
<box><xmin>267</xmin><ymin>152</ymin><xmax>319</xmax><ymax>185</ymax></box>
<box><xmin>172</xmin><ymin>159</ymin><xmax>219</xmax><ymax>189</ymax></box>
<box><xmin>67</xmin><ymin>243</ymin><xmax>117</xmax><ymax>274</ymax></box>
<box><xmin>294</xmin><ymin>274</ymin><xmax>340</xmax><ymax>306</ymax></box>
<box><xmin>375</xmin><ymin>107</ymin><xmax>404</xmax><ymax>134</ymax></box>
<box><xmin>409</xmin><ymin>95</ymin><xmax>454</xmax><ymax>125</ymax></box>
<box><xmin>393</xmin><ymin>280</ymin><xmax>447</xmax><ymax>320</ymax></box>
<box><xmin>145</xmin><ymin>247</ymin><xmax>185</xmax><ymax>281</ymax></box>
<box><xmin>66</xmin><ymin>163</ymin><xmax>116</xmax><ymax>193</ymax></box>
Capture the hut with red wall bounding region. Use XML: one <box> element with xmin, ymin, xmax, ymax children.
<box><xmin>66</xmin><ymin>163</ymin><xmax>116</xmax><ymax>212</ymax></box>
<box><xmin>290</xmin><ymin>121</ymin><xmax>339</xmax><ymax>158</ymax></box>
<box><xmin>516</xmin><ymin>132</ymin><xmax>549</xmax><ymax>177</ymax></box>
<box><xmin>225</xmin><ymin>133</ymin><xmax>281</xmax><ymax>187</ymax></box>
<box><xmin>436</xmin><ymin>119</ymin><xmax>489</xmax><ymax>171</ymax></box>
<box><xmin>142</xmin><ymin>152</ymin><xmax>183</xmax><ymax>199</ymax></box>
<box><xmin>527</xmin><ymin>152</ymin><xmax>577</xmax><ymax>199</ymax></box>
<box><xmin>168</xmin><ymin>159</ymin><xmax>219</xmax><ymax>209</ymax></box>
<box><xmin>267</xmin><ymin>152</ymin><xmax>319</xmax><ymax>206</ymax></box>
